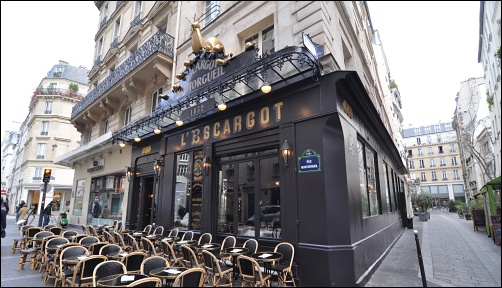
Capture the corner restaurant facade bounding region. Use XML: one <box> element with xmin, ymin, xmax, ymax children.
<box><xmin>118</xmin><ymin>47</ymin><xmax>408</xmax><ymax>286</ymax></box>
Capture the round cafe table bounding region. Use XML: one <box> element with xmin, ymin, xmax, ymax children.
<box><xmin>106</xmin><ymin>251</ymin><xmax>129</xmax><ymax>260</ymax></box>
<box><xmin>161</xmin><ymin>236</ymin><xmax>180</xmax><ymax>243</ymax></box>
<box><xmin>149</xmin><ymin>266</ymin><xmax>188</xmax><ymax>287</ymax></box>
<box><xmin>174</xmin><ymin>240</ymin><xmax>198</xmax><ymax>246</ymax></box>
<box><xmin>62</xmin><ymin>255</ymin><xmax>89</xmax><ymax>266</ymax></box>
<box><xmin>97</xmin><ymin>273</ymin><xmax>148</xmax><ymax>287</ymax></box>
<box><xmin>251</xmin><ymin>252</ymin><xmax>283</xmax><ymax>275</ymax></box>
<box><xmin>221</xmin><ymin>247</ymin><xmax>249</xmax><ymax>280</ymax></box>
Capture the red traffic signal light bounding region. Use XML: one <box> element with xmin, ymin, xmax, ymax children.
<box><xmin>43</xmin><ymin>169</ymin><xmax>52</xmax><ymax>183</ymax></box>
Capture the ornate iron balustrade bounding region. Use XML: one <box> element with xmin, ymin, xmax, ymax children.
<box><xmin>71</xmin><ymin>31</ymin><xmax>175</xmax><ymax>119</ymax></box>
<box><xmin>112</xmin><ymin>46</ymin><xmax>321</xmax><ymax>144</ymax></box>
<box><xmin>100</xmin><ymin>16</ymin><xmax>108</xmax><ymax>30</ymax></box>
<box><xmin>94</xmin><ymin>55</ymin><xmax>101</xmax><ymax>66</ymax></box>
<box><xmin>110</xmin><ymin>37</ymin><xmax>119</xmax><ymax>49</ymax></box>
<box><xmin>116</xmin><ymin>1</ymin><xmax>123</xmax><ymax>9</ymax></box>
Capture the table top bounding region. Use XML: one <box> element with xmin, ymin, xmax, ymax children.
<box><xmin>149</xmin><ymin>267</ymin><xmax>188</xmax><ymax>280</ymax></box>
<box><xmin>251</xmin><ymin>252</ymin><xmax>283</xmax><ymax>263</ymax></box>
<box><xmin>97</xmin><ymin>273</ymin><xmax>148</xmax><ymax>287</ymax></box>
<box><xmin>106</xmin><ymin>251</ymin><xmax>129</xmax><ymax>259</ymax></box>
<box><xmin>145</xmin><ymin>234</ymin><xmax>162</xmax><ymax>240</ymax></box>
<box><xmin>161</xmin><ymin>236</ymin><xmax>180</xmax><ymax>243</ymax></box>
<box><xmin>222</xmin><ymin>247</ymin><xmax>249</xmax><ymax>256</ymax></box>
<box><xmin>195</xmin><ymin>243</ymin><xmax>221</xmax><ymax>251</ymax></box>
<box><xmin>174</xmin><ymin>239</ymin><xmax>198</xmax><ymax>246</ymax></box>
<box><xmin>63</xmin><ymin>255</ymin><xmax>89</xmax><ymax>265</ymax></box>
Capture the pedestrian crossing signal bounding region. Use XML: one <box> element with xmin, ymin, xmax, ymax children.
<box><xmin>43</xmin><ymin>169</ymin><xmax>52</xmax><ymax>183</ymax></box>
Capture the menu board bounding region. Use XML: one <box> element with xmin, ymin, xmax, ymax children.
<box><xmin>190</xmin><ymin>151</ymin><xmax>204</xmax><ymax>230</ymax></box>
<box><xmin>492</xmin><ymin>224</ymin><xmax>501</xmax><ymax>246</ymax></box>
<box><xmin>472</xmin><ymin>209</ymin><xmax>485</xmax><ymax>231</ymax></box>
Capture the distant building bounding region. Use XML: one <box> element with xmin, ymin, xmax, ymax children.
<box><xmin>5</xmin><ymin>61</ymin><xmax>89</xmax><ymax>216</ymax></box>
<box><xmin>403</xmin><ymin>122</ymin><xmax>465</xmax><ymax>205</ymax></box>
<box><xmin>1</xmin><ymin>131</ymin><xmax>20</xmax><ymax>212</ymax></box>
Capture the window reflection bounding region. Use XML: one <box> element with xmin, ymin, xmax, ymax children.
<box><xmin>174</xmin><ymin>152</ymin><xmax>191</xmax><ymax>229</ymax></box>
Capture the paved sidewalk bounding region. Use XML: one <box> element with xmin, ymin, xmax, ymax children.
<box><xmin>365</xmin><ymin>210</ymin><xmax>501</xmax><ymax>287</ymax></box>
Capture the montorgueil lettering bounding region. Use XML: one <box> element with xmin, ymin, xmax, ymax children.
<box><xmin>189</xmin><ymin>63</ymin><xmax>225</xmax><ymax>91</ymax></box>
<box><xmin>181</xmin><ymin>101</ymin><xmax>284</xmax><ymax>147</ymax></box>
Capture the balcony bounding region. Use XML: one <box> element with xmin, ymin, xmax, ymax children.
<box><xmin>36</xmin><ymin>155</ymin><xmax>45</xmax><ymax>159</ymax></box>
<box><xmin>442</xmin><ymin>178</ymin><xmax>448</xmax><ymax>181</ymax></box>
<box><xmin>32</xmin><ymin>177</ymin><xmax>42</xmax><ymax>181</ymax></box>
<box><xmin>41</xmin><ymin>131</ymin><xmax>48</xmax><ymax>136</ymax></box>
<box><xmin>94</xmin><ymin>55</ymin><xmax>102</xmax><ymax>67</ymax></box>
<box><xmin>110</xmin><ymin>37</ymin><xmax>119</xmax><ymax>49</ymax></box>
<box><xmin>116</xmin><ymin>1</ymin><xmax>123</xmax><ymax>9</ymax></box>
<box><xmin>440</xmin><ymin>164</ymin><xmax>446</xmax><ymax>167</ymax></box>
<box><xmin>100</xmin><ymin>16</ymin><xmax>108</xmax><ymax>30</ymax></box>
<box><xmin>31</xmin><ymin>88</ymin><xmax>86</xmax><ymax>109</ymax></box>
<box><xmin>71</xmin><ymin>31</ymin><xmax>174</xmax><ymax>119</ymax></box>
<box><xmin>432</xmin><ymin>178</ymin><xmax>438</xmax><ymax>181</ymax></box>
<box><xmin>131</xmin><ymin>14</ymin><xmax>141</xmax><ymax>27</ymax></box>
<box><xmin>430</xmin><ymin>165</ymin><xmax>436</xmax><ymax>167</ymax></box>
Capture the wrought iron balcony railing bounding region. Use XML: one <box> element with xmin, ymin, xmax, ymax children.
<box><xmin>100</xmin><ymin>16</ymin><xmax>108</xmax><ymax>30</ymax></box>
<box><xmin>116</xmin><ymin>1</ymin><xmax>123</xmax><ymax>9</ymax></box>
<box><xmin>95</xmin><ymin>55</ymin><xmax>102</xmax><ymax>66</ymax></box>
<box><xmin>111</xmin><ymin>37</ymin><xmax>119</xmax><ymax>49</ymax></box>
<box><xmin>131</xmin><ymin>14</ymin><xmax>141</xmax><ymax>27</ymax></box>
<box><xmin>71</xmin><ymin>31</ymin><xmax>174</xmax><ymax>119</ymax></box>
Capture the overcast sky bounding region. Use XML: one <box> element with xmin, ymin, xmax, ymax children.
<box><xmin>1</xmin><ymin>2</ymin><xmax>484</xmax><ymax>142</ymax></box>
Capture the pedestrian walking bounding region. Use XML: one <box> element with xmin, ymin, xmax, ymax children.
<box><xmin>42</xmin><ymin>200</ymin><xmax>54</xmax><ymax>227</ymax></box>
<box><xmin>17</xmin><ymin>203</ymin><xmax>29</xmax><ymax>228</ymax></box>
<box><xmin>15</xmin><ymin>200</ymin><xmax>25</xmax><ymax>223</ymax></box>
<box><xmin>1</xmin><ymin>198</ymin><xmax>7</xmax><ymax>238</ymax></box>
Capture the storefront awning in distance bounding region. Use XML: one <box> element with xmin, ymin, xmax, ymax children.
<box><xmin>54</xmin><ymin>132</ymin><xmax>112</xmax><ymax>167</ymax></box>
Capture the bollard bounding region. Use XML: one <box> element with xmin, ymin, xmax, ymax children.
<box><xmin>414</xmin><ymin>230</ymin><xmax>427</xmax><ymax>287</ymax></box>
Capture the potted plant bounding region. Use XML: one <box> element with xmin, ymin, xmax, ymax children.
<box><xmin>456</xmin><ymin>202</ymin><xmax>468</xmax><ymax>219</ymax></box>
<box><xmin>412</xmin><ymin>193</ymin><xmax>432</xmax><ymax>221</ymax></box>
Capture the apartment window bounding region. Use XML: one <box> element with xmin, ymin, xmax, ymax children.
<box><xmin>430</xmin><ymin>158</ymin><xmax>435</xmax><ymax>167</ymax></box>
<box><xmin>177</xmin><ymin>165</ymin><xmax>188</xmax><ymax>176</ymax></box>
<box><xmin>124</xmin><ymin>106</ymin><xmax>132</xmax><ymax>126</ymax></box>
<box><xmin>440</xmin><ymin>157</ymin><xmax>446</xmax><ymax>167</ymax></box>
<box><xmin>431</xmin><ymin>171</ymin><xmax>437</xmax><ymax>181</ymax></box>
<box><xmin>88</xmin><ymin>129</ymin><xmax>92</xmax><ymax>143</ymax></box>
<box><xmin>414</xmin><ymin>128</ymin><xmax>421</xmax><ymax>135</ymax></box>
<box><xmin>103</xmin><ymin>119</ymin><xmax>109</xmax><ymax>134</ymax></box>
<box><xmin>419</xmin><ymin>160</ymin><xmax>425</xmax><ymax>168</ymax></box>
<box><xmin>407</xmin><ymin>150</ymin><xmax>413</xmax><ymax>158</ymax></box>
<box><xmin>437</xmin><ymin>135</ymin><xmax>441</xmax><ymax>142</ymax></box>
<box><xmin>204</xmin><ymin>1</ymin><xmax>220</xmax><ymax>25</ymax></box>
<box><xmin>438</xmin><ymin>146</ymin><xmax>444</xmax><ymax>154</ymax></box>
<box><xmin>453</xmin><ymin>170</ymin><xmax>460</xmax><ymax>180</ymax></box>
<box><xmin>428</xmin><ymin>147</ymin><xmax>434</xmax><ymax>155</ymax></box>
<box><xmin>245</xmin><ymin>25</ymin><xmax>275</xmax><ymax>54</ymax></box>
<box><xmin>421</xmin><ymin>172</ymin><xmax>426</xmax><ymax>181</ymax></box>
<box><xmin>434</xmin><ymin>125</ymin><xmax>440</xmax><ymax>132</ymax></box>
<box><xmin>482</xmin><ymin>141</ymin><xmax>492</xmax><ymax>154</ymax></box>
<box><xmin>427</xmin><ymin>136</ymin><xmax>431</xmax><ymax>144</ymax></box>
<box><xmin>451</xmin><ymin>156</ymin><xmax>458</xmax><ymax>165</ymax></box>
<box><xmin>424</xmin><ymin>126</ymin><xmax>431</xmax><ymax>134</ymax></box>
<box><xmin>449</xmin><ymin>144</ymin><xmax>456</xmax><ymax>152</ymax></box>
<box><xmin>442</xmin><ymin>171</ymin><xmax>448</xmax><ymax>180</ymax></box>
<box><xmin>409</xmin><ymin>161</ymin><xmax>415</xmax><ymax>169</ymax></box>
<box><xmin>41</xmin><ymin>121</ymin><xmax>50</xmax><ymax>135</ymax></box>
<box><xmin>357</xmin><ymin>139</ymin><xmax>380</xmax><ymax>218</ymax></box>
<box><xmin>151</xmin><ymin>88</ymin><xmax>163</xmax><ymax>112</ymax></box>
<box><xmin>97</xmin><ymin>37</ymin><xmax>103</xmax><ymax>63</ymax></box>
<box><xmin>112</xmin><ymin>16</ymin><xmax>121</xmax><ymax>48</ymax></box>
<box><xmin>418</xmin><ymin>148</ymin><xmax>423</xmax><ymax>156</ymax></box>
<box><xmin>44</xmin><ymin>101</ymin><xmax>53</xmax><ymax>114</ymax></box>
<box><xmin>37</xmin><ymin>143</ymin><xmax>46</xmax><ymax>159</ymax></box>
<box><xmin>34</xmin><ymin>168</ymin><xmax>43</xmax><ymax>180</ymax></box>
<box><xmin>134</xmin><ymin>1</ymin><xmax>142</xmax><ymax>17</ymax></box>
<box><xmin>445</xmin><ymin>123</ymin><xmax>452</xmax><ymax>130</ymax></box>
<box><xmin>73</xmin><ymin>179</ymin><xmax>85</xmax><ymax>216</ymax></box>
<box><xmin>416</xmin><ymin>137</ymin><xmax>421</xmax><ymax>145</ymax></box>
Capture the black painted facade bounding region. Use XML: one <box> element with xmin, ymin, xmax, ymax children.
<box><xmin>126</xmin><ymin>69</ymin><xmax>408</xmax><ymax>286</ymax></box>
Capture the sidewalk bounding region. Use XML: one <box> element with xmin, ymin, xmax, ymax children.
<box><xmin>2</xmin><ymin>210</ymin><xmax>500</xmax><ymax>287</ymax></box>
<box><xmin>365</xmin><ymin>209</ymin><xmax>501</xmax><ymax>287</ymax></box>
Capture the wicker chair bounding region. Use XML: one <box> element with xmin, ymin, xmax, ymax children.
<box><xmin>121</xmin><ymin>251</ymin><xmax>148</xmax><ymax>274</ymax></box>
<box><xmin>65</xmin><ymin>255</ymin><xmax>107</xmax><ymax>287</ymax></box>
<box><xmin>180</xmin><ymin>245</ymin><xmax>203</xmax><ymax>269</ymax></box>
<box><xmin>125</xmin><ymin>234</ymin><xmax>140</xmax><ymax>252</ymax></box>
<box><xmin>81</xmin><ymin>224</ymin><xmax>90</xmax><ymax>235</ymax></box>
<box><xmin>126</xmin><ymin>277</ymin><xmax>162</xmax><ymax>287</ymax></box>
<box><xmin>57</xmin><ymin>246</ymin><xmax>89</xmax><ymax>287</ymax></box>
<box><xmin>140</xmin><ymin>256</ymin><xmax>169</xmax><ymax>276</ymax></box>
<box><xmin>44</xmin><ymin>224</ymin><xmax>58</xmax><ymax>230</ymax></box>
<box><xmin>152</xmin><ymin>226</ymin><xmax>164</xmax><ymax>236</ymax></box>
<box><xmin>16</xmin><ymin>227</ymin><xmax>44</xmax><ymax>271</ymax></box>
<box><xmin>141</xmin><ymin>237</ymin><xmax>163</xmax><ymax>257</ymax></box>
<box><xmin>216</xmin><ymin>236</ymin><xmax>236</xmax><ymax>265</ymax></box>
<box><xmin>48</xmin><ymin>226</ymin><xmax>63</xmax><ymax>236</ymax></box>
<box><xmin>197</xmin><ymin>233</ymin><xmax>212</xmax><ymax>246</ymax></box>
<box><xmin>172</xmin><ymin>267</ymin><xmax>207</xmax><ymax>287</ymax></box>
<box><xmin>168</xmin><ymin>228</ymin><xmax>179</xmax><ymax>237</ymax></box>
<box><xmin>143</xmin><ymin>225</ymin><xmax>153</xmax><ymax>235</ymax></box>
<box><xmin>11</xmin><ymin>224</ymin><xmax>35</xmax><ymax>254</ymax></box>
<box><xmin>112</xmin><ymin>231</ymin><xmax>128</xmax><ymax>250</ymax></box>
<box><xmin>73</xmin><ymin>234</ymin><xmax>89</xmax><ymax>244</ymax></box>
<box><xmin>243</xmin><ymin>238</ymin><xmax>259</xmax><ymax>256</ymax></box>
<box><xmin>87</xmin><ymin>225</ymin><xmax>100</xmax><ymax>238</ymax></box>
<box><xmin>61</xmin><ymin>230</ymin><xmax>79</xmax><ymax>240</ymax></box>
<box><xmin>88</xmin><ymin>241</ymin><xmax>110</xmax><ymax>255</ymax></box>
<box><xmin>31</xmin><ymin>231</ymin><xmax>55</xmax><ymax>271</ymax></box>
<box><xmin>237</xmin><ymin>255</ymin><xmax>271</xmax><ymax>287</ymax></box>
<box><xmin>103</xmin><ymin>230</ymin><xmax>116</xmax><ymax>244</ymax></box>
<box><xmin>269</xmin><ymin>242</ymin><xmax>296</xmax><ymax>287</ymax></box>
<box><xmin>35</xmin><ymin>235</ymin><xmax>58</xmax><ymax>272</ymax></box>
<box><xmin>41</xmin><ymin>238</ymin><xmax>70</xmax><ymax>282</ymax></box>
<box><xmin>99</xmin><ymin>243</ymin><xmax>122</xmax><ymax>257</ymax></box>
<box><xmin>161</xmin><ymin>240</ymin><xmax>183</xmax><ymax>267</ymax></box>
<box><xmin>202</xmin><ymin>250</ymin><xmax>233</xmax><ymax>286</ymax></box>
<box><xmin>180</xmin><ymin>230</ymin><xmax>194</xmax><ymax>241</ymax></box>
<box><xmin>115</xmin><ymin>221</ymin><xmax>123</xmax><ymax>233</ymax></box>
<box><xmin>79</xmin><ymin>236</ymin><xmax>100</xmax><ymax>247</ymax></box>
<box><xmin>92</xmin><ymin>260</ymin><xmax>127</xmax><ymax>287</ymax></box>
<box><xmin>44</xmin><ymin>242</ymin><xmax>80</xmax><ymax>285</ymax></box>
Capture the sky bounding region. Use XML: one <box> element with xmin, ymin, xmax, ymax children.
<box><xmin>366</xmin><ymin>1</ymin><xmax>484</xmax><ymax>128</ymax></box>
<box><xmin>0</xmin><ymin>1</ymin><xmax>484</xmax><ymax>142</ymax></box>
<box><xmin>0</xmin><ymin>2</ymin><xmax>99</xmax><ymax>141</ymax></box>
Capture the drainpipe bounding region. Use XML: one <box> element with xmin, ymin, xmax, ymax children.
<box><xmin>171</xmin><ymin>1</ymin><xmax>182</xmax><ymax>89</ymax></box>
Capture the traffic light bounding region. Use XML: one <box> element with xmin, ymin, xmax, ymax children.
<box><xmin>43</xmin><ymin>169</ymin><xmax>52</xmax><ymax>183</ymax></box>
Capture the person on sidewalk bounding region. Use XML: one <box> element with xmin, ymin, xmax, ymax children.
<box><xmin>15</xmin><ymin>200</ymin><xmax>25</xmax><ymax>223</ymax></box>
<box><xmin>102</xmin><ymin>205</ymin><xmax>110</xmax><ymax>219</ymax></box>
<box><xmin>17</xmin><ymin>203</ymin><xmax>29</xmax><ymax>228</ymax></box>
<box><xmin>42</xmin><ymin>200</ymin><xmax>54</xmax><ymax>227</ymax></box>
<box><xmin>1</xmin><ymin>198</ymin><xmax>7</xmax><ymax>238</ymax></box>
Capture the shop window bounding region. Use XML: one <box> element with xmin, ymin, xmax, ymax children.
<box><xmin>73</xmin><ymin>179</ymin><xmax>85</xmax><ymax>216</ymax></box>
<box><xmin>87</xmin><ymin>174</ymin><xmax>125</xmax><ymax>225</ymax></box>
<box><xmin>357</xmin><ymin>139</ymin><xmax>380</xmax><ymax>218</ymax></box>
<box><xmin>382</xmin><ymin>163</ymin><xmax>392</xmax><ymax>212</ymax></box>
<box><xmin>173</xmin><ymin>151</ymin><xmax>204</xmax><ymax>231</ymax></box>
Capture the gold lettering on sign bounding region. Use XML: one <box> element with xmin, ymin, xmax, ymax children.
<box><xmin>141</xmin><ymin>146</ymin><xmax>152</xmax><ymax>155</ymax></box>
<box><xmin>179</xmin><ymin>101</ymin><xmax>285</xmax><ymax>147</ymax></box>
<box><xmin>343</xmin><ymin>100</ymin><xmax>353</xmax><ymax>119</ymax></box>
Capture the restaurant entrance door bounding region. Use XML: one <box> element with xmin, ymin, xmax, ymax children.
<box><xmin>139</xmin><ymin>176</ymin><xmax>154</xmax><ymax>230</ymax></box>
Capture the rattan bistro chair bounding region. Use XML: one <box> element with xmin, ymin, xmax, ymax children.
<box><xmin>202</xmin><ymin>250</ymin><xmax>233</xmax><ymax>287</ymax></box>
<box><xmin>237</xmin><ymin>255</ymin><xmax>271</xmax><ymax>287</ymax></box>
<box><xmin>92</xmin><ymin>260</ymin><xmax>127</xmax><ymax>287</ymax></box>
<box><xmin>121</xmin><ymin>251</ymin><xmax>148</xmax><ymax>274</ymax></box>
<box><xmin>126</xmin><ymin>234</ymin><xmax>140</xmax><ymax>252</ymax></box>
<box><xmin>99</xmin><ymin>243</ymin><xmax>122</xmax><ymax>256</ymax></box>
<box><xmin>243</xmin><ymin>239</ymin><xmax>259</xmax><ymax>256</ymax></box>
<box><xmin>161</xmin><ymin>240</ymin><xmax>183</xmax><ymax>267</ymax></box>
<box><xmin>180</xmin><ymin>245</ymin><xmax>202</xmax><ymax>269</ymax></box>
<box><xmin>57</xmin><ymin>246</ymin><xmax>89</xmax><ymax>287</ymax></box>
<box><xmin>140</xmin><ymin>256</ymin><xmax>169</xmax><ymax>276</ymax></box>
<box><xmin>172</xmin><ymin>267</ymin><xmax>206</xmax><ymax>287</ymax></box>
<box><xmin>269</xmin><ymin>242</ymin><xmax>296</xmax><ymax>287</ymax></box>
<box><xmin>65</xmin><ymin>255</ymin><xmax>107</xmax><ymax>287</ymax></box>
<box><xmin>141</xmin><ymin>237</ymin><xmax>163</xmax><ymax>257</ymax></box>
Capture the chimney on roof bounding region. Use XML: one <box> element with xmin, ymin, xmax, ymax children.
<box><xmin>59</xmin><ymin>60</ymin><xmax>68</xmax><ymax>65</ymax></box>
<box><xmin>79</xmin><ymin>65</ymin><xmax>87</xmax><ymax>69</ymax></box>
